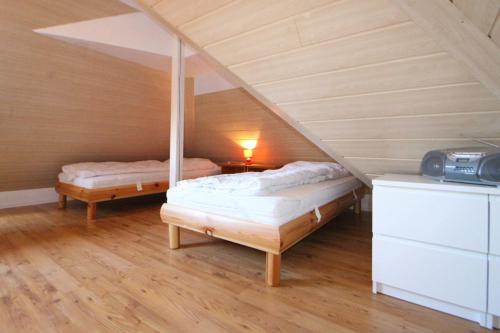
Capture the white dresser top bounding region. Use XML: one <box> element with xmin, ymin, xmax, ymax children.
<box><xmin>373</xmin><ymin>174</ymin><xmax>500</xmax><ymax>195</ymax></box>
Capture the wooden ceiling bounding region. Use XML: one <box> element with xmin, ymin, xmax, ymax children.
<box><xmin>137</xmin><ymin>0</ymin><xmax>500</xmax><ymax>185</ymax></box>
<box><xmin>452</xmin><ymin>0</ymin><xmax>500</xmax><ymax>46</ymax></box>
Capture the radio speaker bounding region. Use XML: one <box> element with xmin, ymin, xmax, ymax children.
<box><xmin>478</xmin><ymin>153</ymin><xmax>500</xmax><ymax>183</ymax></box>
<box><xmin>421</xmin><ymin>151</ymin><xmax>446</xmax><ymax>178</ymax></box>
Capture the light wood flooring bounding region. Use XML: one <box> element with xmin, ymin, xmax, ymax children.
<box><xmin>0</xmin><ymin>196</ymin><xmax>495</xmax><ymax>333</ymax></box>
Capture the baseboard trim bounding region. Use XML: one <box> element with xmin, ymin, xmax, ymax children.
<box><xmin>0</xmin><ymin>187</ymin><xmax>62</xmax><ymax>209</ymax></box>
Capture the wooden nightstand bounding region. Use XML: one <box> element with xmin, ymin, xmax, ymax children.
<box><xmin>218</xmin><ymin>162</ymin><xmax>281</xmax><ymax>174</ymax></box>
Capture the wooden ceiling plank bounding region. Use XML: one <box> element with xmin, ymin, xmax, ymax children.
<box><xmin>295</xmin><ymin>0</ymin><xmax>408</xmax><ymax>46</ymax></box>
<box><xmin>206</xmin><ymin>19</ymin><xmax>302</xmax><ymax>67</ymax></box>
<box><xmin>180</xmin><ymin>0</ymin><xmax>335</xmax><ymax>47</ymax></box>
<box><xmin>152</xmin><ymin>0</ymin><xmax>235</xmax><ymax>28</ymax></box>
<box><xmin>490</xmin><ymin>14</ymin><xmax>500</xmax><ymax>46</ymax></box>
<box><xmin>393</xmin><ymin>0</ymin><xmax>500</xmax><ymax>100</ymax></box>
<box><xmin>304</xmin><ymin>111</ymin><xmax>500</xmax><ymax>140</ymax></box>
<box><xmin>254</xmin><ymin>53</ymin><xmax>474</xmax><ymax>104</ymax></box>
<box><xmin>280</xmin><ymin>83</ymin><xmax>500</xmax><ymax>122</ymax></box>
<box><xmin>325</xmin><ymin>139</ymin><xmax>500</xmax><ymax>160</ymax></box>
<box><xmin>229</xmin><ymin>22</ymin><xmax>440</xmax><ymax>84</ymax></box>
<box><xmin>452</xmin><ymin>0</ymin><xmax>500</xmax><ymax>35</ymax></box>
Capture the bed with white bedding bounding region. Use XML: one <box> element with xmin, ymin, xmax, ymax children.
<box><xmin>56</xmin><ymin>158</ymin><xmax>220</xmax><ymax>221</ymax></box>
<box><xmin>161</xmin><ymin>161</ymin><xmax>365</xmax><ymax>287</ymax></box>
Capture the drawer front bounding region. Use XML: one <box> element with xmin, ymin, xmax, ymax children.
<box><xmin>490</xmin><ymin>196</ymin><xmax>500</xmax><ymax>255</ymax></box>
<box><xmin>373</xmin><ymin>236</ymin><xmax>487</xmax><ymax>311</ymax></box>
<box><xmin>489</xmin><ymin>256</ymin><xmax>500</xmax><ymax>315</ymax></box>
<box><xmin>373</xmin><ymin>186</ymin><xmax>488</xmax><ymax>252</ymax></box>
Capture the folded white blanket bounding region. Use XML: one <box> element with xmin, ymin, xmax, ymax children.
<box><xmin>175</xmin><ymin>161</ymin><xmax>350</xmax><ymax>196</ymax></box>
<box><xmin>61</xmin><ymin>158</ymin><xmax>219</xmax><ymax>181</ymax></box>
<box><xmin>62</xmin><ymin>160</ymin><xmax>166</xmax><ymax>180</ymax></box>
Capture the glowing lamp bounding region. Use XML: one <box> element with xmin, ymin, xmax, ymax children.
<box><xmin>243</xmin><ymin>149</ymin><xmax>253</xmax><ymax>165</ymax></box>
<box><xmin>241</xmin><ymin>140</ymin><xmax>257</xmax><ymax>165</ymax></box>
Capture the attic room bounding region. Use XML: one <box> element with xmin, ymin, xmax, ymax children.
<box><xmin>1</xmin><ymin>0</ymin><xmax>499</xmax><ymax>332</ymax></box>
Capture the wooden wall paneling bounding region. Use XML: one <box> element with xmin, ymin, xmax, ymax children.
<box><xmin>452</xmin><ymin>0</ymin><xmax>500</xmax><ymax>35</ymax></box>
<box><xmin>183</xmin><ymin>78</ymin><xmax>196</xmax><ymax>156</ymax></box>
<box><xmin>345</xmin><ymin>158</ymin><xmax>420</xmax><ymax>175</ymax></box>
<box><xmin>0</xmin><ymin>0</ymin><xmax>196</xmax><ymax>191</ymax></box>
<box><xmin>229</xmin><ymin>22</ymin><xmax>440</xmax><ymax>84</ymax></box>
<box><xmin>280</xmin><ymin>83</ymin><xmax>500</xmax><ymax>122</ymax></box>
<box><xmin>303</xmin><ymin>112</ymin><xmax>500</xmax><ymax>140</ymax></box>
<box><xmin>141</xmin><ymin>0</ymin><xmax>161</xmax><ymax>6</ymax></box>
<box><xmin>15</xmin><ymin>1</ymin><xmax>134</xmax><ymax>27</ymax></box>
<box><xmin>192</xmin><ymin>89</ymin><xmax>331</xmax><ymax>165</ymax></box>
<box><xmin>254</xmin><ymin>53</ymin><xmax>474</xmax><ymax>104</ymax></box>
<box><xmin>325</xmin><ymin>139</ymin><xmax>500</xmax><ymax>160</ymax></box>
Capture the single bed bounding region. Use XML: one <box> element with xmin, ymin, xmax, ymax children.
<box><xmin>160</xmin><ymin>162</ymin><xmax>365</xmax><ymax>286</ymax></box>
<box><xmin>56</xmin><ymin>158</ymin><xmax>220</xmax><ymax>221</ymax></box>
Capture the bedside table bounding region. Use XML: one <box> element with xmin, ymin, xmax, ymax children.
<box><xmin>218</xmin><ymin>162</ymin><xmax>281</xmax><ymax>174</ymax></box>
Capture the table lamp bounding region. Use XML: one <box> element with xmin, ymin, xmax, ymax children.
<box><xmin>241</xmin><ymin>140</ymin><xmax>257</xmax><ymax>165</ymax></box>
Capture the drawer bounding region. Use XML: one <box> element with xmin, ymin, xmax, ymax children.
<box><xmin>490</xmin><ymin>196</ymin><xmax>500</xmax><ymax>255</ymax></box>
<box><xmin>489</xmin><ymin>255</ymin><xmax>500</xmax><ymax>316</ymax></box>
<box><xmin>373</xmin><ymin>236</ymin><xmax>488</xmax><ymax>311</ymax></box>
<box><xmin>373</xmin><ymin>186</ymin><xmax>488</xmax><ymax>252</ymax></box>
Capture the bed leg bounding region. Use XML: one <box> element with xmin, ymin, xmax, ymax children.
<box><xmin>354</xmin><ymin>200</ymin><xmax>361</xmax><ymax>215</ymax></box>
<box><xmin>58</xmin><ymin>194</ymin><xmax>67</xmax><ymax>209</ymax></box>
<box><xmin>87</xmin><ymin>202</ymin><xmax>97</xmax><ymax>221</ymax></box>
<box><xmin>266</xmin><ymin>253</ymin><xmax>281</xmax><ymax>287</ymax></box>
<box><xmin>169</xmin><ymin>225</ymin><xmax>180</xmax><ymax>249</ymax></box>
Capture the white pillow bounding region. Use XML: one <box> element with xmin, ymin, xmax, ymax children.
<box><xmin>165</xmin><ymin>158</ymin><xmax>219</xmax><ymax>171</ymax></box>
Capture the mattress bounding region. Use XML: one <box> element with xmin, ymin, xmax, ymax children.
<box><xmin>59</xmin><ymin>168</ymin><xmax>221</xmax><ymax>189</ymax></box>
<box><xmin>167</xmin><ymin>176</ymin><xmax>362</xmax><ymax>226</ymax></box>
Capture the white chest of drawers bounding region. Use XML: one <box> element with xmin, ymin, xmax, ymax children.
<box><xmin>372</xmin><ymin>174</ymin><xmax>500</xmax><ymax>329</ymax></box>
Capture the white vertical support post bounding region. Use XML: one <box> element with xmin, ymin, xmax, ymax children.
<box><xmin>169</xmin><ymin>35</ymin><xmax>185</xmax><ymax>188</ymax></box>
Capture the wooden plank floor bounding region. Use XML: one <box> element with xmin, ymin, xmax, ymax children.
<box><xmin>0</xmin><ymin>196</ymin><xmax>495</xmax><ymax>333</ymax></box>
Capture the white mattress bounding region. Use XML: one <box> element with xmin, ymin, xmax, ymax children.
<box><xmin>167</xmin><ymin>176</ymin><xmax>362</xmax><ymax>226</ymax></box>
<box><xmin>60</xmin><ymin>168</ymin><xmax>221</xmax><ymax>189</ymax></box>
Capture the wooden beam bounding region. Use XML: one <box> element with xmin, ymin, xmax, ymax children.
<box><xmin>393</xmin><ymin>0</ymin><xmax>500</xmax><ymax>100</ymax></box>
<box><xmin>169</xmin><ymin>35</ymin><xmax>185</xmax><ymax>187</ymax></box>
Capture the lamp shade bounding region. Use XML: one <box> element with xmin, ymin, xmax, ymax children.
<box><xmin>243</xmin><ymin>149</ymin><xmax>253</xmax><ymax>158</ymax></box>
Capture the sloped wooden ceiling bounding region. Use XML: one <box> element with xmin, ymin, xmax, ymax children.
<box><xmin>452</xmin><ymin>0</ymin><xmax>500</xmax><ymax>46</ymax></box>
<box><xmin>137</xmin><ymin>0</ymin><xmax>500</xmax><ymax>185</ymax></box>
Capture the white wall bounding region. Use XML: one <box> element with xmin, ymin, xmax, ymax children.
<box><xmin>0</xmin><ymin>188</ymin><xmax>62</xmax><ymax>209</ymax></box>
<box><xmin>195</xmin><ymin>72</ymin><xmax>236</xmax><ymax>95</ymax></box>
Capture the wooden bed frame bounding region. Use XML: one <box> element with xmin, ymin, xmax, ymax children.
<box><xmin>160</xmin><ymin>186</ymin><xmax>365</xmax><ymax>286</ymax></box>
<box><xmin>56</xmin><ymin>181</ymin><xmax>169</xmax><ymax>221</ymax></box>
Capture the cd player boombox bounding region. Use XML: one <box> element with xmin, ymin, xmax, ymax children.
<box><xmin>421</xmin><ymin>147</ymin><xmax>500</xmax><ymax>186</ymax></box>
